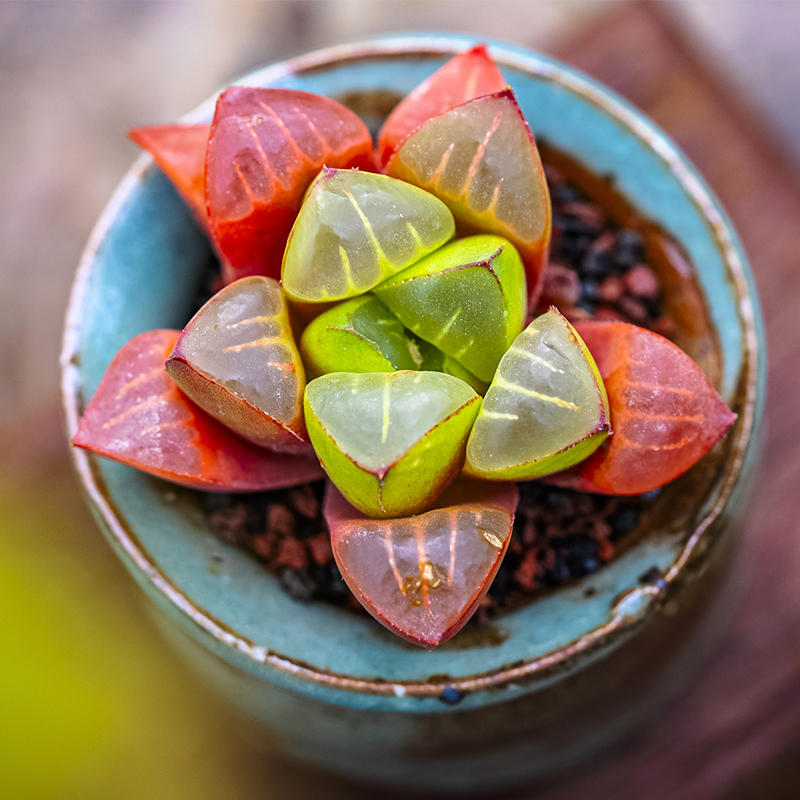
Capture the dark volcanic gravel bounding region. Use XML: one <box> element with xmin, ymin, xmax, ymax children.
<box><xmin>539</xmin><ymin>162</ymin><xmax>672</xmax><ymax>336</ymax></box>
<box><xmin>195</xmin><ymin>162</ymin><xmax>673</xmax><ymax>620</ymax></box>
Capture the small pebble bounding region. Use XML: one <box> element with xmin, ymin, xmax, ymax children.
<box><xmin>207</xmin><ymin>504</ymin><xmax>248</xmax><ymax>546</ymax></box>
<box><xmin>561</xmin><ymin>305</ymin><xmax>594</xmax><ymax>324</ymax></box>
<box><xmin>310</xmin><ymin>562</ymin><xmax>350</xmax><ymax>603</ymax></box>
<box><xmin>615</xmin><ymin>294</ymin><xmax>650</xmax><ymax>325</ymax></box>
<box><xmin>251</xmin><ymin>531</ymin><xmax>276</xmax><ymax>560</ymax></box>
<box><xmin>513</xmin><ymin>551</ymin><xmax>538</xmax><ymax>591</ymax></box>
<box><xmin>625</xmin><ymin>264</ymin><xmax>660</xmax><ymax>299</ymax></box>
<box><xmin>564</xmin><ymin>535</ymin><xmax>601</xmax><ymax>577</ymax></box>
<box><xmin>307</xmin><ymin>532</ymin><xmax>334</xmax><ymax>565</ymax></box>
<box><xmin>651</xmin><ymin>316</ymin><xmax>677</xmax><ymax>339</ymax></box>
<box><xmin>610</xmin><ymin>505</ymin><xmax>642</xmax><ymax>540</ymax></box>
<box><xmin>541</xmin><ymin>262</ymin><xmax>581</xmax><ymax>306</ymax></box>
<box><xmin>599</xmin><ymin>276</ymin><xmax>625</xmax><ymax>303</ymax></box>
<box><xmin>280</xmin><ymin>568</ymin><xmax>316</xmax><ymax>602</ymax></box>
<box><xmin>268</xmin><ymin>503</ymin><xmax>295</xmax><ymax>538</ymax></box>
<box><xmin>543</xmin><ymin>164</ymin><xmax>564</xmax><ymax>186</ymax></box>
<box><xmin>581</xmin><ymin>278</ymin><xmax>600</xmax><ymax>302</ymax></box>
<box><xmin>563</xmin><ymin>201</ymin><xmax>604</xmax><ymax>230</ymax></box>
<box><xmin>598</xmin><ymin>539</ymin><xmax>615</xmax><ymax>561</ymax></box>
<box><xmin>615</xmin><ymin>229</ymin><xmax>644</xmax><ymax>266</ymax></box>
<box><xmin>276</xmin><ymin>537</ymin><xmax>308</xmax><ymax>569</ymax></box>
<box><xmin>287</xmin><ymin>484</ymin><xmax>321</xmax><ymax>519</ymax></box>
<box><xmin>595</xmin><ymin>307</ymin><xmax>625</xmax><ymax>322</ymax></box>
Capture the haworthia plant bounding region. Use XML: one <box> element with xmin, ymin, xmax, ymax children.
<box><xmin>300</xmin><ymin>295</ymin><xmax>424</xmax><ymax>376</ymax></box>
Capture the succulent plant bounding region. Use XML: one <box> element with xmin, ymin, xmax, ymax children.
<box><xmin>545</xmin><ymin>321</ymin><xmax>737</xmax><ymax>494</ymax></box>
<box><xmin>376</xmin><ymin>43</ymin><xmax>507</xmax><ymax>169</ymax></box>
<box><xmin>206</xmin><ymin>88</ymin><xmax>374</xmax><ymax>284</ymax></box>
<box><xmin>86</xmin><ymin>44</ymin><xmax>738</xmax><ymax>647</ymax></box>
<box><xmin>385</xmin><ymin>88</ymin><xmax>551</xmax><ymax>307</ymax></box>
<box><xmin>325</xmin><ymin>480</ymin><xmax>518</xmax><ymax>648</ymax></box>
<box><xmin>128</xmin><ymin>124</ymin><xmax>212</xmax><ymax>235</ymax></box>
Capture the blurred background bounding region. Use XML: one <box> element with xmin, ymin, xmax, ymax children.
<box><xmin>2</xmin><ymin>2</ymin><xmax>800</xmax><ymax>798</ymax></box>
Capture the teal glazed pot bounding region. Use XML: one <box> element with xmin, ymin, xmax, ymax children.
<box><xmin>62</xmin><ymin>35</ymin><xmax>765</xmax><ymax>793</ymax></box>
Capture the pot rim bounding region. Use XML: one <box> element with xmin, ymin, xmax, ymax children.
<box><xmin>61</xmin><ymin>34</ymin><xmax>762</xmax><ymax>701</ymax></box>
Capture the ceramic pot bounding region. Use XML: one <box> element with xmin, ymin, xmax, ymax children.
<box><xmin>61</xmin><ymin>35</ymin><xmax>765</xmax><ymax>794</ymax></box>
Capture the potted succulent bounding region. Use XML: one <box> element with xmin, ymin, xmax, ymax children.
<box><xmin>62</xmin><ymin>35</ymin><xmax>764</xmax><ymax>793</ymax></box>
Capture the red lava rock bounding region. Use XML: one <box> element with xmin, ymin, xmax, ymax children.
<box><xmin>589</xmin><ymin>519</ymin><xmax>613</xmax><ymax>541</ymax></box>
<box><xmin>600</xmin><ymin>276</ymin><xmax>625</xmax><ymax>303</ymax></box>
<box><xmin>521</xmin><ymin>520</ymin><xmax>537</xmax><ymax>546</ymax></box>
<box><xmin>251</xmin><ymin>532</ymin><xmax>277</xmax><ymax>560</ymax></box>
<box><xmin>589</xmin><ymin>231</ymin><xmax>616</xmax><ymax>254</ymax></box>
<box><xmin>287</xmin><ymin>484</ymin><xmax>321</xmax><ymax>519</ymax></box>
<box><xmin>276</xmin><ymin>537</ymin><xmax>308</xmax><ymax>569</ymax></box>
<box><xmin>615</xmin><ymin>294</ymin><xmax>649</xmax><ymax>324</ymax></box>
<box><xmin>541</xmin><ymin>262</ymin><xmax>581</xmax><ymax>307</ymax></box>
<box><xmin>307</xmin><ymin>532</ymin><xmax>334</xmax><ymax>565</ymax></box>
<box><xmin>562</xmin><ymin>305</ymin><xmax>595</xmax><ymax>324</ymax></box>
<box><xmin>651</xmin><ymin>316</ymin><xmax>677</xmax><ymax>339</ymax></box>
<box><xmin>207</xmin><ymin>504</ymin><xmax>247</xmax><ymax>545</ymax></box>
<box><xmin>268</xmin><ymin>503</ymin><xmax>295</xmax><ymax>537</ymax></box>
<box><xmin>514</xmin><ymin>550</ymin><xmax>539</xmax><ymax>591</ymax></box>
<box><xmin>543</xmin><ymin>164</ymin><xmax>563</xmax><ymax>185</ymax></box>
<box><xmin>599</xmin><ymin>539</ymin><xmax>615</xmax><ymax>561</ymax></box>
<box><xmin>595</xmin><ymin>307</ymin><xmax>625</xmax><ymax>322</ymax></box>
<box><xmin>625</xmin><ymin>264</ymin><xmax>660</xmax><ymax>299</ymax></box>
<box><xmin>563</xmin><ymin>201</ymin><xmax>604</xmax><ymax>228</ymax></box>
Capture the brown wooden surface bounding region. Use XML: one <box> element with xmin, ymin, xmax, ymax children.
<box><xmin>521</xmin><ymin>3</ymin><xmax>800</xmax><ymax>799</ymax></box>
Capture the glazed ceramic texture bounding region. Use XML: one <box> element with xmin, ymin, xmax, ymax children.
<box><xmin>62</xmin><ymin>35</ymin><xmax>765</xmax><ymax>792</ymax></box>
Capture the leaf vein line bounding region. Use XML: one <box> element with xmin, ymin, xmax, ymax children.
<box><xmin>102</xmin><ymin>392</ymin><xmax>172</xmax><ymax>429</ymax></box>
<box><xmin>494</xmin><ymin>376</ymin><xmax>580</xmax><ymax>409</ymax></box>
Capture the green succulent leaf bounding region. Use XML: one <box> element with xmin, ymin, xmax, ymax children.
<box><xmin>374</xmin><ymin>234</ymin><xmax>526</xmax><ymax>382</ymax></box>
<box><xmin>464</xmin><ymin>308</ymin><xmax>610</xmax><ymax>480</ymax></box>
<box><xmin>304</xmin><ymin>371</ymin><xmax>481</xmax><ymax>518</ymax></box>
<box><xmin>415</xmin><ymin>339</ymin><xmax>488</xmax><ymax>395</ymax></box>
<box><xmin>300</xmin><ymin>295</ymin><xmax>422</xmax><ymax>376</ymax></box>
<box><xmin>282</xmin><ymin>167</ymin><xmax>455</xmax><ymax>303</ymax></box>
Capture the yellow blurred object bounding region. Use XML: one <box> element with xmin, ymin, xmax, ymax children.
<box><xmin>0</xmin><ymin>423</ymin><xmax>363</xmax><ymax>800</ymax></box>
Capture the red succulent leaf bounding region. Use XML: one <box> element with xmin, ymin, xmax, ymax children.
<box><xmin>129</xmin><ymin>124</ymin><xmax>212</xmax><ymax>234</ymax></box>
<box><xmin>205</xmin><ymin>87</ymin><xmax>374</xmax><ymax>285</ymax></box>
<box><xmin>73</xmin><ymin>330</ymin><xmax>324</xmax><ymax>492</ymax></box>
<box><xmin>386</xmin><ymin>89</ymin><xmax>551</xmax><ymax>309</ymax></box>
<box><xmin>325</xmin><ymin>480</ymin><xmax>519</xmax><ymax>648</ymax></box>
<box><xmin>376</xmin><ymin>44</ymin><xmax>507</xmax><ymax>170</ymax></box>
<box><xmin>547</xmin><ymin>321</ymin><xmax>737</xmax><ymax>495</ymax></box>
